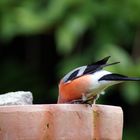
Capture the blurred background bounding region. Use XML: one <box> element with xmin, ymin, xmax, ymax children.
<box><xmin>0</xmin><ymin>0</ymin><xmax>140</xmax><ymax>139</ymax></box>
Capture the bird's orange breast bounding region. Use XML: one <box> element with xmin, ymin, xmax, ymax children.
<box><xmin>58</xmin><ymin>75</ymin><xmax>92</xmax><ymax>103</ymax></box>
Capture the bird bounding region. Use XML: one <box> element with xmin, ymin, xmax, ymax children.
<box><xmin>57</xmin><ymin>56</ymin><xmax>140</xmax><ymax>104</ymax></box>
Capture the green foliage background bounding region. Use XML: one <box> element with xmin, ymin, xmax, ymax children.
<box><xmin>0</xmin><ymin>0</ymin><xmax>140</xmax><ymax>139</ymax></box>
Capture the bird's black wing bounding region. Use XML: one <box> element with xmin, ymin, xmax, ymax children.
<box><xmin>63</xmin><ymin>56</ymin><xmax>117</xmax><ymax>82</ymax></box>
<box><xmin>66</xmin><ymin>69</ymin><xmax>79</xmax><ymax>82</ymax></box>
<box><xmin>83</xmin><ymin>56</ymin><xmax>119</xmax><ymax>75</ymax></box>
<box><xmin>83</xmin><ymin>56</ymin><xmax>110</xmax><ymax>75</ymax></box>
<box><xmin>89</xmin><ymin>56</ymin><xmax>111</xmax><ymax>66</ymax></box>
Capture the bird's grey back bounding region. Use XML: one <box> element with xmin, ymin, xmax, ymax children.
<box><xmin>62</xmin><ymin>66</ymin><xmax>87</xmax><ymax>82</ymax></box>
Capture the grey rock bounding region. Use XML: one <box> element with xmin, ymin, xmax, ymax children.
<box><xmin>0</xmin><ymin>91</ymin><xmax>33</xmax><ymax>105</ymax></box>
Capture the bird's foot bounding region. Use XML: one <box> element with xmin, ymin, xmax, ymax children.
<box><xmin>68</xmin><ymin>99</ymin><xmax>92</xmax><ymax>108</ymax></box>
<box><xmin>68</xmin><ymin>95</ymin><xmax>98</xmax><ymax>106</ymax></box>
<box><xmin>68</xmin><ymin>98</ymin><xmax>84</xmax><ymax>104</ymax></box>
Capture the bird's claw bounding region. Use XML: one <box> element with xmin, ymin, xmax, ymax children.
<box><xmin>68</xmin><ymin>99</ymin><xmax>83</xmax><ymax>104</ymax></box>
<box><xmin>68</xmin><ymin>98</ymin><xmax>93</xmax><ymax>106</ymax></box>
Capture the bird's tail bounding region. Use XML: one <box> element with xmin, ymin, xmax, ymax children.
<box><xmin>99</xmin><ymin>73</ymin><xmax>140</xmax><ymax>81</ymax></box>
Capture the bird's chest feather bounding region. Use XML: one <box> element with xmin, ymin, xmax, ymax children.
<box><xmin>59</xmin><ymin>75</ymin><xmax>93</xmax><ymax>100</ymax></box>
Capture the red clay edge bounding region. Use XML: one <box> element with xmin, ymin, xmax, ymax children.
<box><xmin>0</xmin><ymin>104</ymin><xmax>123</xmax><ymax>140</ymax></box>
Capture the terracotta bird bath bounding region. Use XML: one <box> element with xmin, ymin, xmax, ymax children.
<box><xmin>0</xmin><ymin>104</ymin><xmax>123</xmax><ymax>140</ymax></box>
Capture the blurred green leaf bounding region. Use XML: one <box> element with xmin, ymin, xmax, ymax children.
<box><xmin>121</xmin><ymin>82</ymin><xmax>140</xmax><ymax>104</ymax></box>
<box><xmin>56</xmin><ymin>13</ymin><xmax>93</xmax><ymax>54</ymax></box>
